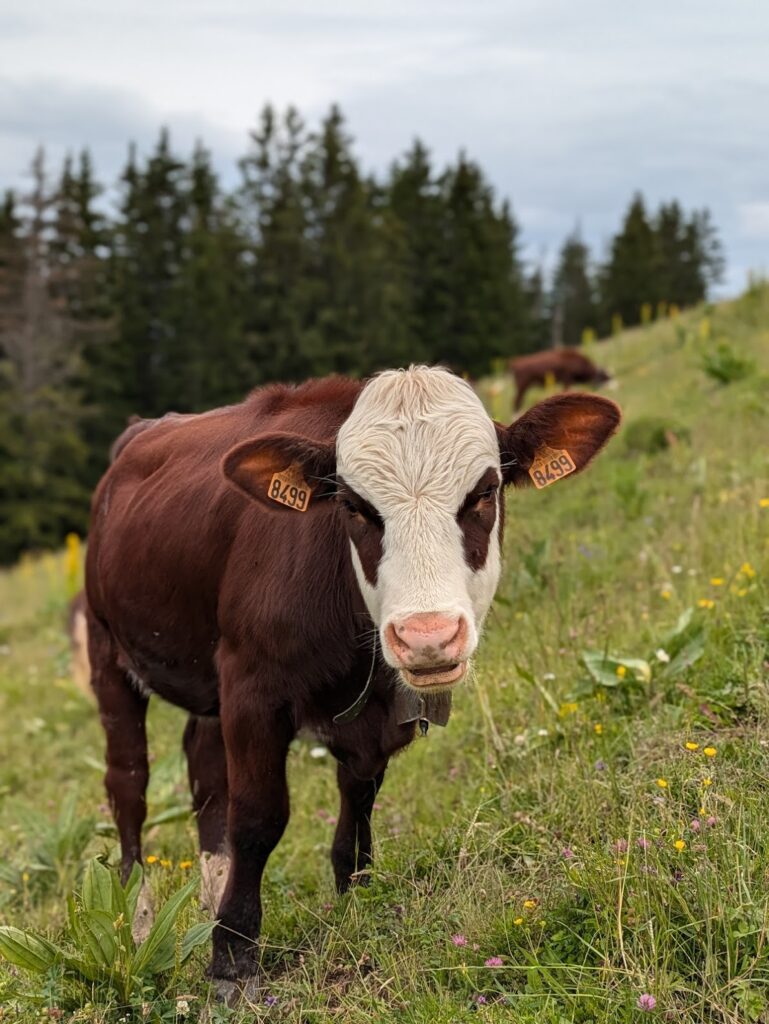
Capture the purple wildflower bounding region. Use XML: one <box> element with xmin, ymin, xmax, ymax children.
<box><xmin>484</xmin><ymin>957</ymin><xmax>503</xmax><ymax>967</ymax></box>
<box><xmin>561</xmin><ymin>847</ymin><xmax>575</xmax><ymax>860</ymax></box>
<box><xmin>264</xmin><ymin>995</ymin><xmax>278</xmax><ymax>1007</ymax></box>
<box><xmin>637</xmin><ymin>993</ymin><xmax>656</xmax><ymax>1011</ymax></box>
<box><xmin>636</xmin><ymin>837</ymin><xmax>651</xmax><ymax>850</ymax></box>
<box><xmin>612</xmin><ymin>838</ymin><xmax>628</xmax><ymax>854</ymax></box>
<box><xmin>451</xmin><ymin>933</ymin><xmax>467</xmax><ymax>947</ymax></box>
<box><xmin>690</xmin><ymin>818</ymin><xmax>701</xmax><ymax>832</ymax></box>
<box><xmin>474</xmin><ymin>995</ymin><xmax>487</xmax><ymax>1005</ymax></box>
<box><xmin>706</xmin><ymin>816</ymin><xmax>717</xmax><ymax>827</ymax></box>
<box><xmin>594</xmin><ymin>759</ymin><xmax>607</xmax><ymax>771</ymax></box>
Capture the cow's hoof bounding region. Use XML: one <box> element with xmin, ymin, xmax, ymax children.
<box><xmin>213</xmin><ymin>975</ymin><xmax>261</xmax><ymax>1006</ymax></box>
<box><xmin>131</xmin><ymin>882</ymin><xmax>154</xmax><ymax>944</ymax></box>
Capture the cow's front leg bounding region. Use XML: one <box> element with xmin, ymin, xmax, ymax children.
<box><xmin>211</xmin><ymin>691</ymin><xmax>293</xmax><ymax>982</ymax></box>
<box><xmin>332</xmin><ymin>763</ymin><xmax>385</xmax><ymax>893</ymax></box>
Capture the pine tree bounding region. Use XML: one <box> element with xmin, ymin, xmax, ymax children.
<box><xmin>0</xmin><ymin>150</ymin><xmax>90</xmax><ymax>562</ymax></box>
<box><xmin>601</xmin><ymin>193</ymin><xmax>659</xmax><ymax>328</ymax></box>
<box><xmin>551</xmin><ymin>229</ymin><xmax>597</xmax><ymax>347</ymax></box>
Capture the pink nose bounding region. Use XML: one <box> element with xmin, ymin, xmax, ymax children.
<box><xmin>386</xmin><ymin>613</ymin><xmax>467</xmax><ymax>665</ymax></box>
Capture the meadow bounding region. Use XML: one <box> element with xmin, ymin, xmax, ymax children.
<box><xmin>1</xmin><ymin>284</ymin><xmax>769</xmax><ymax>1023</ymax></box>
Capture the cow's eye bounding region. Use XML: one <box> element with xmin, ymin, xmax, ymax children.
<box><xmin>342</xmin><ymin>498</ymin><xmax>381</xmax><ymax>527</ymax></box>
<box><xmin>473</xmin><ymin>486</ymin><xmax>498</xmax><ymax>504</ymax></box>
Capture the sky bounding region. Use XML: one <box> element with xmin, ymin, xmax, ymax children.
<box><xmin>2</xmin><ymin>0</ymin><xmax>768</xmax><ymax>295</ymax></box>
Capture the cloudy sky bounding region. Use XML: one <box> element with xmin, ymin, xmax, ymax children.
<box><xmin>2</xmin><ymin>0</ymin><xmax>768</xmax><ymax>293</ymax></box>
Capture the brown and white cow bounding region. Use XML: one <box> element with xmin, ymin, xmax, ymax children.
<box><xmin>85</xmin><ymin>366</ymin><xmax>619</xmax><ymax>985</ymax></box>
<box><xmin>509</xmin><ymin>348</ymin><xmax>611</xmax><ymax>411</ymax></box>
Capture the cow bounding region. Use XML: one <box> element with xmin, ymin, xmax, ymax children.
<box><xmin>509</xmin><ymin>348</ymin><xmax>611</xmax><ymax>411</ymax></box>
<box><xmin>85</xmin><ymin>366</ymin><xmax>620</xmax><ymax>989</ymax></box>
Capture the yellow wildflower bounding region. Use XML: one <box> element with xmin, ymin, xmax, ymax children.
<box><xmin>698</xmin><ymin>598</ymin><xmax>715</xmax><ymax>610</ymax></box>
<box><xmin>759</xmin><ymin>498</ymin><xmax>769</xmax><ymax>508</ymax></box>
<box><xmin>737</xmin><ymin>588</ymin><xmax>748</xmax><ymax>597</ymax></box>
<box><xmin>702</xmin><ymin>777</ymin><xmax>713</xmax><ymax>787</ymax></box>
<box><xmin>703</xmin><ymin>747</ymin><xmax>717</xmax><ymax>757</ymax></box>
<box><xmin>709</xmin><ymin>578</ymin><xmax>724</xmax><ymax>586</ymax></box>
<box><xmin>179</xmin><ymin>860</ymin><xmax>193</xmax><ymax>870</ymax></box>
<box><xmin>615</xmin><ymin>665</ymin><xmax>627</xmax><ymax>679</ymax></box>
<box><xmin>699</xmin><ymin>806</ymin><xmax>707</xmax><ymax>815</ymax></box>
<box><xmin>523</xmin><ymin>899</ymin><xmax>537</xmax><ymax>909</ymax></box>
<box><xmin>22</xmin><ymin>872</ymin><xmax>30</xmax><ymax>883</ymax></box>
<box><xmin>685</xmin><ymin>742</ymin><xmax>699</xmax><ymax>751</ymax></box>
<box><xmin>674</xmin><ymin>839</ymin><xmax>686</xmax><ymax>852</ymax></box>
<box><xmin>160</xmin><ymin>859</ymin><xmax>173</xmax><ymax>869</ymax></box>
<box><xmin>656</xmin><ymin>778</ymin><xmax>668</xmax><ymax>788</ymax></box>
<box><xmin>594</xmin><ymin>723</ymin><xmax>603</xmax><ymax>735</ymax></box>
<box><xmin>513</xmin><ymin>917</ymin><xmax>524</xmax><ymax>926</ymax></box>
<box><xmin>146</xmin><ymin>855</ymin><xmax>158</xmax><ymax>864</ymax></box>
<box><xmin>559</xmin><ymin>701</ymin><xmax>578</xmax><ymax>717</ymax></box>
<box><xmin>740</xmin><ymin>562</ymin><xmax>756</xmax><ymax>578</ymax></box>
<box><xmin>661</xmin><ymin>589</ymin><xmax>672</xmax><ymax>600</ymax></box>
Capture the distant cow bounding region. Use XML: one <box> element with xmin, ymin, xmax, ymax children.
<box><xmin>85</xmin><ymin>367</ymin><xmax>619</xmax><ymax>988</ymax></box>
<box><xmin>509</xmin><ymin>348</ymin><xmax>611</xmax><ymax>411</ymax></box>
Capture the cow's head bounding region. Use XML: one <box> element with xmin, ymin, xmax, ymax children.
<box><xmin>223</xmin><ymin>367</ymin><xmax>620</xmax><ymax>692</ymax></box>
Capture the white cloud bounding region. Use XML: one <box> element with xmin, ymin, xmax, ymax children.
<box><xmin>737</xmin><ymin>203</ymin><xmax>769</xmax><ymax>240</ymax></box>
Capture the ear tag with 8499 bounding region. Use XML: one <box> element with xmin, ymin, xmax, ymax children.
<box><xmin>528</xmin><ymin>447</ymin><xmax>576</xmax><ymax>489</ymax></box>
<box><xmin>267</xmin><ymin>463</ymin><xmax>312</xmax><ymax>511</ymax></box>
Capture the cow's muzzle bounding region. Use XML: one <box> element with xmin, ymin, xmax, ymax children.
<box><xmin>384</xmin><ymin>613</ymin><xmax>470</xmax><ymax>690</ymax></box>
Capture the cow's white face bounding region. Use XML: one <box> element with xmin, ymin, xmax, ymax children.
<box><xmin>336</xmin><ymin>367</ymin><xmax>502</xmax><ymax>690</ymax></box>
<box><xmin>222</xmin><ymin>365</ymin><xmax>621</xmax><ymax>695</ymax></box>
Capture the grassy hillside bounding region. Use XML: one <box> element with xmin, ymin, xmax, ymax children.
<box><xmin>1</xmin><ymin>285</ymin><xmax>769</xmax><ymax>1023</ymax></box>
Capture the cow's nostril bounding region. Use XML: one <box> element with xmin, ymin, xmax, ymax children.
<box><xmin>390</xmin><ymin>613</ymin><xmax>465</xmax><ymax>656</ymax></box>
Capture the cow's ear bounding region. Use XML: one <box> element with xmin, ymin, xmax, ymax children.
<box><xmin>496</xmin><ymin>393</ymin><xmax>620</xmax><ymax>489</ymax></box>
<box><xmin>222</xmin><ymin>432</ymin><xmax>337</xmax><ymax>511</ymax></box>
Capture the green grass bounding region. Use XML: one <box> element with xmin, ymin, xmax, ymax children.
<box><xmin>2</xmin><ymin>284</ymin><xmax>769</xmax><ymax>1022</ymax></box>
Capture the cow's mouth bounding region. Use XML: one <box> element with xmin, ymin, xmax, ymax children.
<box><xmin>401</xmin><ymin>662</ymin><xmax>466</xmax><ymax>689</ymax></box>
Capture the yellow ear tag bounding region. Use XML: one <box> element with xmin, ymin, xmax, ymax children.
<box><xmin>528</xmin><ymin>447</ymin><xmax>577</xmax><ymax>489</ymax></box>
<box><xmin>267</xmin><ymin>463</ymin><xmax>312</xmax><ymax>512</ymax></box>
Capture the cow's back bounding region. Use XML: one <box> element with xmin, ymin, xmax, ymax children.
<box><xmin>86</xmin><ymin>378</ymin><xmax>362</xmax><ymax>713</ymax></box>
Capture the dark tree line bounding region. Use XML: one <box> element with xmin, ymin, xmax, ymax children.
<box><xmin>0</xmin><ymin>105</ymin><xmax>723</xmax><ymax>563</ymax></box>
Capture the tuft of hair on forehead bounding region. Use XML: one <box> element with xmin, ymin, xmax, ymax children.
<box><xmin>349</xmin><ymin>365</ymin><xmax>484</xmax><ymax>423</ymax></box>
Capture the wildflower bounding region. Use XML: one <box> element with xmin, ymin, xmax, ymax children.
<box><xmin>451</xmin><ymin>934</ymin><xmax>467</xmax><ymax>947</ymax></box>
<box><xmin>698</xmin><ymin>598</ymin><xmax>715</xmax><ymax>609</ymax></box>
<box><xmin>523</xmin><ymin>899</ymin><xmax>537</xmax><ymax>909</ymax></box>
<box><xmin>655</xmin><ymin>648</ymin><xmax>670</xmax><ymax>664</ymax></box>
<box><xmin>178</xmin><ymin>860</ymin><xmax>193</xmax><ymax>870</ymax></box>
<box><xmin>637</xmin><ymin>993</ymin><xmax>656</xmax><ymax>1011</ymax></box>
<box><xmin>22</xmin><ymin>871</ymin><xmax>30</xmax><ymax>883</ymax></box>
<box><xmin>737</xmin><ymin>588</ymin><xmax>748</xmax><ymax>597</ymax></box>
<box><xmin>593</xmin><ymin>723</ymin><xmax>603</xmax><ymax>735</ymax></box>
<box><xmin>594</xmin><ymin>759</ymin><xmax>607</xmax><ymax>771</ymax></box>
<box><xmin>612</xmin><ymin>838</ymin><xmax>628</xmax><ymax>854</ymax></box>
<box><xmin>264</xmin><ymin>995</ymin><xmax>279</xmax><ymax>1007</ymax></box>
<box><xmin>513</xmin><ymin>917</ymin><xmax>524</xmax><ymax>925</ymax></box>
<box><xmin>671</xmin><ymin>565</ymin><xmax>683</xmax><ymax>574</ymax></box>
<box><xmin>559</xmin><ymin>701</ymin><xmax>578</xmax><ymax>717</ymax></box>
<box><xmin>561</xmin><ymin>847</ymin><xmax>575</xmax><ymax>860</ymax></box>
<box><xmin>709</xmin><ymin>577</ymin><xmax>724</xmax><ymax>586</ymax></box>
<box><xmin>474</xmin><ymin>995</ymin><xmax>488</xmax><ymax>1005</ymax></box>
<box><xmin>615</xmin><ymin>665</ymin><xmax>627</xmax><ymax>679</ymax></box>
<box><xmin>703</xmin><ymin>746</ymin><xmax>717</xmax><ymax>757</ymax></box>
<box><xmin>740</xmin><ymin>562</ymin><xmax>756</xmax><ymax>578</ymax></box>
<box><xmin>759</xmin><ymin>498</ymin><xmax>769</xmax><ymax>508</ymax></box>
<box><xmin>146</xmin><ymin>855</ymin><xmax>158</xmax><ymax>864</ymax></box>
<box><xmin>706</xmin><ymin>816</ymin><xmax>717</xmax><ymax>827</ymax></box>
<box><xmin>656</xmin><ymin>778</ymin><xmax>668</xmax><ymax>788</ymax></box>
<box><xmin>690</xmin><ymin>818</ymin><xmax>701</xmax><ymax>832</ymax></box>
<box><xmin>685</xmin><ymin>742</ymin><xmax>699</xmax><ymax>751</ymax></box>
<box><xmin>661</xmin><ymin>589</ymin><xmax>672</xmax><ymax>600</ymax></box>
<box><xmin>674</xmin><ymin>839</ymin><xmax>686</xmax><ymax>851</ymax></box>
<box><xmin>159</xmin><ymin>859</ymin><xmax>172</xmax><ymax>869</ymax></box>
<box><xmin>176</xmin><ymin>1000</ymin><xmax>190</xmax><ymax>1014</ymax></box>
<box><xmin>484</xmin><ymin>957</ymin><xmax>503</xmax><ymax>967</ymax></box>
<box><xmin>636</xmin><ymin>837</ymin><xmax>651</xmax><ymax>850</ymax></box>
<box><xmin>702</xmin><ymin>777</ymin><xmax>713</xmax><ymax>786</ymax></box>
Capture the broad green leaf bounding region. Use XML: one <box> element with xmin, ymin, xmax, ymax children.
<box><xmin>69</xmin><ymin>909</ymin><xmax>118</xmax><ymax>967</ymax></box>
<box><xmin>179</xmin><ymin>920</ymin><xmax>217</xmax><ymax>964</ymax></box>
<box><xmin>661</xmin><ymin>630</ymin><xmax>706</xmax><ymax>678</ymax></box>
<box><xmin>581</xmin><ymin>650</ymin><xmax>651</xmax><ymax>686</ymax></box>
<box><xmin>123</xmin><ymin>861</ymin><xmax>143</xmax><ymax>923</ymax></box>
<box><xmin>82</xmin><ymin>859</ymin><xmax>115</xmax><ymax>915</ymax></box>
<box><xmin>0</xmin><ymin>926</ymin><xmax>59</xmax><ymax>973</ymax></box>
<box><xmin>133</xmin><ymin>879</ymin><xmax>196</xmax><ymax>974</ymax></box>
